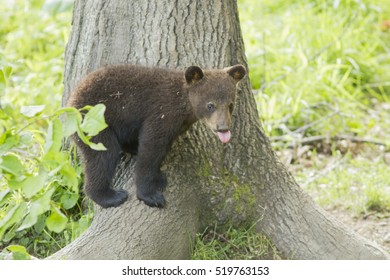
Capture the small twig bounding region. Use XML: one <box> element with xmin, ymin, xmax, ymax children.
<box><xmin>210</xmin><ymin>230</ymin><xmax>240</xmax><ymax>250</ymax></box>
<box><xmin>271</xmin><ymin>134</ymin><xmax>387</xmax><ymax>148</ymax></box>
<box><xmin>334</xmin><ymin>134</ymin><xmax>387</xmax><ymax>146</ymax></box>
<box><xmin>292</xmin><ymin>111</ymin><xmax>339</xmax><ymax>135</ymax></box>
<box><xmin>15</xmin><ymin>114</ymin><xmax>52</xmax><ymax>135</ymax></box>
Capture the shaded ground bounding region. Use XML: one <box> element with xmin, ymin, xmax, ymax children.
<box><xmin>327</xmin><ymin>207</ymin><xmax>390</xmax><ymax>253</ymax></box>
<box><xmin>276</xmin><ymin>140</ymin><xmax>390</xmax><ymax>254</ymax></box>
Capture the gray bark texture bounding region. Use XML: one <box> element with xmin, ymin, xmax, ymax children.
<box><xmin>51</xmin><ymin>0</ymin><xmax>390</xmax><ymax>259</ymax></box>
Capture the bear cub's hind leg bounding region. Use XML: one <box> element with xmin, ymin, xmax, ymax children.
<box><xmin>80</xmin><ymin>129</ymin><xmax>128</xmax><ymax>208</ymax></box>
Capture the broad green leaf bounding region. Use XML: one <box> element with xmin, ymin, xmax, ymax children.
<box><xmin>6</xmin><ymin>245</ymin><xmax>27</xmax><ymax>252</ymax></box>
<box><xmin>46</xmin><ymin>206</ymin><xmax>67</xmax><ymax>233</ymax></box>
<box><xmin>0</xmin><ymin>66</ymin><xmax>12</xmax><ymax>90</ymax></box>
<box><xmin>5</xmin><ymin>245</ymin><xmax>31</xmax><ymax>260</ymax></box>
<box><xmin>17</xmin><ymin>203</ymin><xmax>43</xmax><ymax>231</ymax></box>
<box><xmin>0</xmin><ymin>154</ymin><xmax>24</xmax><ymax>176</ymax></box>
<box><xmin>19</xmin><ymin>168</ymin><xmax>48</xmax><ymax>198</ymax></box>
<box><xmin>59</xmin><ymin>163</ymin><xmax>79</xmax><ymax>192</ymax></box>
<box><xmin>44</xmin><ymin>118</ymin><xmax>63</xmax><ymax>155</ymax></box>
<box><xmin>60</xmin><ymin>192</ymin><xmax>79</xmax><ymax>209</ymax></box>
<box><xmin>80</xmin><ymin>104</ymin><xmax>108</xmax><ymax>136</ymax></box>
<box><xmin>0</xmin><ymin>202</ymin><xmax>27</xmax><ymax>240</ymax></box>
<box><xmin>43</xmin><ymin>150</ymin><xmax>68</xmax><ymax>170</ymax></box>
<box><xmin>20</xmin><ymin>105</ymin><xmax>45</xmax><ymax>117</ymax></box>
<box><xmin>19</xmin><ymin>132</ymin><xmax>33</xmax><ymax>146</ymax></box>
<box><xmin>17</xmin><ymin>188</ymin><xmax>54</xmax><ymax>231</ymax></box>
<box><xmin>76</xmin><ymin>129</ymin><xmax>107</xmax><ymax>151</ymax></box>
<box><xmin>0</xmin><ymin>134</ymin><xmax>20</xmax><ymax>154</ymax></box>
<box><xmin>2</xmin><ymin>230</ymin><xmax>16</xmax><ymax>243</ymax></box>
<box><xmin>0</xmin><ymin>70</ymin><xmax>5</xmax><ymax>87</ymax></box>
<box><xmin>62</xmin><ymin>109</ymin><xmax>80</xmax><ymax>137</ymax></box>
<box><xmin>87</xmin><ymin>142</ymin><xmax>107</xmax><ymax>151</ymax></box>
<box><xmin>33</xmin><ymin>215</ymin><xmax>46</xmax><ymax>234</ymax></box>
<box><xmin>2</xmin><ymin>66</ymin><xmax>13</xmax><ymax>80</ymax></box>
<box><xmin>0</xmin><ymin>189</ymin><xmax>10</xmax><ymax>206</ymax></box>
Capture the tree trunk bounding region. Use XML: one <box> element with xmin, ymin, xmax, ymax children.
<box><xmin>51</xmin><ymin>0</ymin><xmax>389</xmax><ymax>259</ymax></box>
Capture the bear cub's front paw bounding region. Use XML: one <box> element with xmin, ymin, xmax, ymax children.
<box><xmin>93</xmin><ymin>189</ymin><xmax>128</xmax><ymax>208</ymax></box>
<box><xmin>137</xmin><ymin>189</ymin><xmax>166</xmax><ymax>208</ymax></box>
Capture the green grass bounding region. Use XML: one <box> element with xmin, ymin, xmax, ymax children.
<box><xmin>239</xmin><ymin>0</ymin><xmax>390</xmax><ymax>142</ymax></box>
<box><xmin>237</xmin><ymin>0</ymin><xmax>390</xmax><ymax>244</ymax></box>
<box><xmin>192</xmin><ymin>226</ymin><xmax>281</xmax><ymax>260</ymax></box>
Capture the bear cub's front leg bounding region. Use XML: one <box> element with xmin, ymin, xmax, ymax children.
<box><xmin>136</xmin><ymin>169</ymin><xmax>167</xmax><ymax>207</ymax></box>
<box><xmin>134</xmin><ymin>129</ymin><xmax>173</xmax><ymax>207</ymax></box>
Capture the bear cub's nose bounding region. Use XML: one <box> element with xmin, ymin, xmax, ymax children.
<box><xmin>216</xmin><ymin>125</ymin><xmax>229</xmax><ymax>132</ymax></box>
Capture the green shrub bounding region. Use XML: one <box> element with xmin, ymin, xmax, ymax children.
<box><xmin>0</xmin><ymin>103</ymin><xmax>108</xmax><ymax>258</ymax></box>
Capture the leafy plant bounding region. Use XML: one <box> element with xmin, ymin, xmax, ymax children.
<box><xmin>0</xmin><ymin>103</ymin><xmax>107</xmax><ymax>257</ymax></box>
<box><xmin>0</xmin><ymin>245</ymin><xmax>34</xmax><ymax>260</ymax></box>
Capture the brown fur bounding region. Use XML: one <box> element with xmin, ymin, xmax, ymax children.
<box><xmin>68</xmin><ymin>64</ymin><xmax>246</xmax><ymax>208</ymax></box>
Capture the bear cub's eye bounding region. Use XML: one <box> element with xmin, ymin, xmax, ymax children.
<box><xmin>207</xmin><ymin>102</ymin><xmax>216</xmax><ymax>112</ymax></box>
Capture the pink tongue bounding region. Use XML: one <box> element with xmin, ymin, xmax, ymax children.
<box><xmin>217</xmin><ymin>130</ymin><xmax>231</xmax><ymax>143</ymax></box>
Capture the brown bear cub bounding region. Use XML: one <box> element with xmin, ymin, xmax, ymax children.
<box><xmin>68</xmin><ymin>64</ymin><xmax>246</xmax><ymax>208</ymax></box>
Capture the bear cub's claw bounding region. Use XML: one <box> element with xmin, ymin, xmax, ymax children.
<box><xmin>137</xmin><ymin>190</ymin><xmax>166</xmax><ymax>208</ymax></box>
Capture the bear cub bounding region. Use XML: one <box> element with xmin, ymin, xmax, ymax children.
<box><xmin>68</xmin><ymin>64</ymin><xmax>246</xmax><ymax>208</ymax></box>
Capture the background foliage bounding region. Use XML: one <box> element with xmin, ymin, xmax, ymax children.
<box><xmin>0</xmin><ymin>0</ymin><xmax>389</xmax><ymax>259</ymax></box>
<box><xmin>0</xmin><ymin>0</ymin><xmax>107</xmax><ymax>259</ymax></box>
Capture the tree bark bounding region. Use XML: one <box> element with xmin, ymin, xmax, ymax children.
<box><xmin>51</xmin><ymin>0</ymin><xmax>389</xmax><ymax>259</ymax></box>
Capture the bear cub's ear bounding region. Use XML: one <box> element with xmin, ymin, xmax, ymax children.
<box><xmin>185</xmin><ymin>66</ymin><xmax>204</xmax><ymax>84</ymax></box>
<box><xmin>227</xmin><ymin>64</ymin><xmax>246</xmax><ymax>83</ymax></box>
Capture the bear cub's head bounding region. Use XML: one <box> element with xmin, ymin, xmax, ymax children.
<box><xmin>185</xmin><ymin>64</ymin><xmax>246</xmax><ymax>143</ymax></box>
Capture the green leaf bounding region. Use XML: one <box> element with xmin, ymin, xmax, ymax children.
<box><xmin>2</xmin><ymin>230</ymin><xmax>16</xmax><ymax>243</ymax></box>
<box><xmin>0</xmin><ymin>189</ymin><xmax>10</xmax><ymax>207</ymax></box>
<box><xmin>76</xmin><ymin>129</ymin><xmax>107</xmax><ymax>151</ymax></box>
<box><xmin>0</xmin><ymin>154</ymin><xmax>24</xmax><ymax>176</ymax></box>
<box><xmin>20</xmin><ymin>105</ymin><xmax>45</xmax><ymax>117</ymax></box>
<box><xmin>19</xmin><ymin>168</ymin><xmax>48</xmax><ymax>198</ymax></box>
<box><xmin>0</xmin><ymin>66</ymin><xmax>12</xmax><ymax>90</ymax></box>
<box><xmin>59</xmin><ymin>162</ymin><xmax>79</xmax><ymax>192</ymax></box>
<box><xmin>17</xmin><ymin>188</ymin><xmax>54</xmax><ymax>231</ymax></box>
<box><xmin>0</xmin><ymin>131</ymin><xmax>20</xmax><ymax>151</ymax></box>
<box><xmin>44</xmin><ymin>118</ymin><xmax>63</xmax><ymax>155</ymax></box>
<box><xmin>2</xmin><ymin>66</ymin><xmax>13</xmax><ymax>80</ymax></box>
<box><xmin>60</xmin><ymin>192</ymin><xmax>79</xmax><ymax>209</ymax></box>
<box><xmin>46</xmin><ymin>206</ymin><xmax>68</xmax><ymax>233</ymax></box>
<box><xmin>0</xmin><ymin>202</ymin><xmax>27</xmax><ymax>240</ymax></box>
<box><xmin>0</xmin><ymin>70</ymin><xmax>5</xmax><ymax>87</ymax></box>
<box><xmin>80</xmin><ymin>104</ymin><xmax>108</xmax><ymax>136</ymax></box>
<box><xmin>5</xmin><ymin>245</ymin><xmax>31</xmax><ymax>260</ymax></box>
<box><xmin>62</xmin><ymin>109</ymin><xmax>80</xmax><ymax>137</ymax></box>
<box><xmin>87</xmin><ymin>142</ymin><xmax>107</xmax><ymax>151</ymax></box>
<box><xmin>33</xmin><ymin>215</ymin><xmax>46</xmax><ymax>234</ymax></box>
<box><xmin>19</xmin><ymin>132</ymin><xmax>34</xmax><ymax>146</ymax></box>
